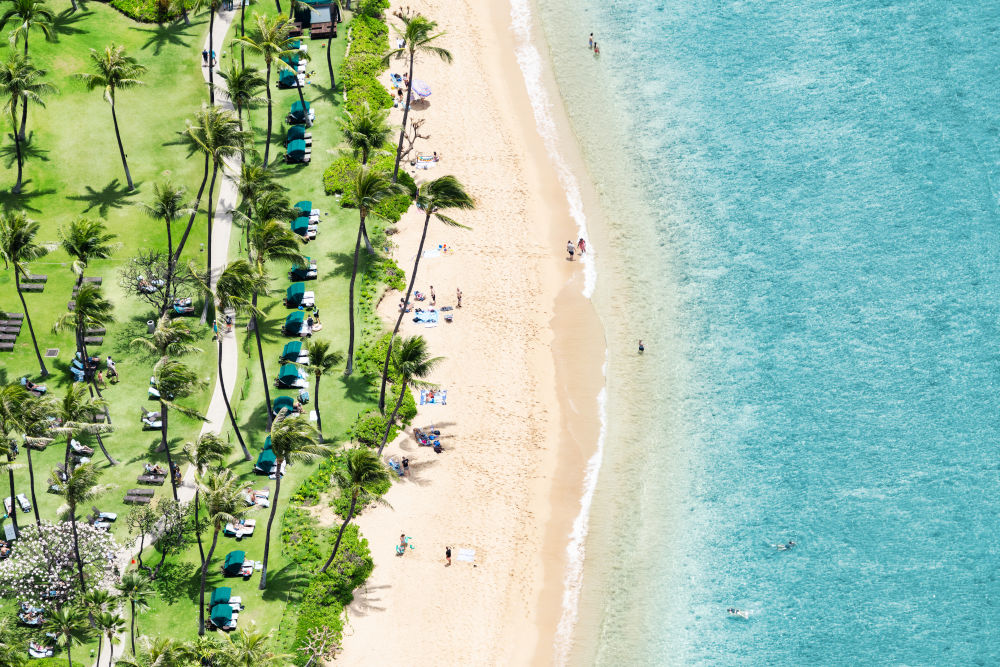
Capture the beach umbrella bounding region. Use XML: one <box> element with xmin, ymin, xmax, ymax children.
<box><xmin>411</xmin><ymin>79</ymin><xmax>431</xmax><ymax>98</ymax></box>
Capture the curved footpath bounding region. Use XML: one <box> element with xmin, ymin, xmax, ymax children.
<box><xmin>100</xmin><ymin>8</ymin><xmax>241</xmax><ymax>665</ymax></box>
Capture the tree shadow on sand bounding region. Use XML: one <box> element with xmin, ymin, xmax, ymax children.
<box><xmin>67</xmin><ymin>178</ymin><xmax>140</xmax><ymax>217</ymax></box>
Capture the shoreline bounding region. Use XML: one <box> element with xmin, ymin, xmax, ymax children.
<box><xmin>337</xmin><ymin>0</ymin><xmax>607</xmax><ymax>663</ymax></box>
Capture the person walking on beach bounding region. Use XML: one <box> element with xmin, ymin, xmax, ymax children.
<box><xmin>202</xmin><ymin>49</ymin><xmax>209</xmax><ymax>66</ymax></box>
<box><xmin>578</xmin><ymin>238</ymin><xmax>587</xmax><ymax>255</ymax></box>
<box><xmin>402</xmin><ymin>457</ymin><xmax>409</xmax><ymax>476</ymax></box>
<box><xmin>456</xmin><ymin>287</ymin><xmax>462</xmax><ymax>308</ymax></box>
<box><xmin>588</xmin><ymin>33</ymin><xmax>594</xmax><ymax>50</ymax></box>
<box><xmin>567</xmin><ymin>240</ymin><xmax>575</xmax><ymax>261</ymax></box>
<box><xmin>445</xmin><ymin>546</ymin><xmax>452</xmax><ymax>566</ymax></box>
<box><xmin>638</xmin><ymin>340</ymin><xmax>645</xmax><ymax>353</ymax></box>
<box><xmin>430</xmin><ymin>286</ymin><xmax>436</xmax><ymax>305</ymax></box>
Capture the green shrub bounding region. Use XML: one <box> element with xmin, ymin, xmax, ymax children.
<box><xmin>290</xmin><ymin>457</ymin><xmax>339</xmax><ymax>506</ymax></box>
<box><xmin>357</xmin><ymin>0</ymin><xmax>389</xmax><ymax>19</ymax></box>
<box><xmin>322</xmin><ymin>154</ymin><xmax>360</xmax><ymax>201</ymax></box>
<box><xmin>29</xmin><ymin>659</ymin><xmax>86</xmax><ymax>667</ymax></box>
<box><xmin>281</xmin><ymin>506</ymin><xmax>324</xmax><ymax>568</ymax></box>
<box><xmin>350</xmin><ymin>411</ymin><xmax>394</xmax><ymax>447</ymax></box>
<box><xmin>106</xmin><ymin>0</ymin><xmax>192</xmax><ymax>22</ymax></box>
<box><xmin>331</xmin><ymin>473</ymin><xmax>392</xmax><ymax>518</ymax></box>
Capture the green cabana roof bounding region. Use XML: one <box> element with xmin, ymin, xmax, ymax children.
<box><xmin>263</xmin><ymin>435</ymin><xmax>272</xmax><ymax>451</ymax></box>
<box><xmin>287</xmin><ymin>126</ymin><xmax>306</xmax><ymax>142</ymax></box>
<box><xmin>278</xmin><ymin>364</ymin><xmax>301</xmax><ymax>383</ymax></box>
<box><xmin>294</xmin><ymin>199</ymin><xmax>312</xmax><ymax>212</ymax></box>
<box><xmin>291</xmin><ymin>215</ymin><xmax>310</xmax><ymax>234</ymax></box>
<box><xmin>281</xmin><ymin>340</ymin><xmax>302</xmax><ymax>360</ymax></box>
<box><xmin>280</xmin><ymin>54</ymin><xmax>300</xmax><ymax>67</ymax></box>
<box><xmin>211</xmin><ymin>603</ymin><xmax>233</xmax><ymax>625</ymax></box>
<box><xmin>223</xmin><ymin>551</ymin><xmax>245</xmax><ymax>573</ymax></box>
<box><xmin>285</xmin><ymin>311</ymin><xmax>304</xmax><ymax>327</ymax></box>
<box><xmin>272</xmin><ymin>396</ymin><xmax>295</xmax><ymax>413</ymax></box>
<box><xmin>278</xmin><ymin>69</ymin><xmax>296</xmax><ymax>85</ymax></box>
<box><xmin>256</xmin><ymin>449</ymin><xmax>277</xmax><ymax>471</ymax></box>
<box><xmin>287</xmin><ymin>282</ymin><xmax>305</xmax><ymax>302</ymax></box>
<box><xmin>287</xmin><ymin>140</ymin><xmax>307</xmax><ymax>157</ymax></box>
<box><xmin>210</xmin><ymin>587</ymin><xmax>231</xmax><ymax>606</ymax></box>
<box><xmin>290</xmin><ymin>100</ymin><xmax>310</xmax><ymax>114</ymax></box>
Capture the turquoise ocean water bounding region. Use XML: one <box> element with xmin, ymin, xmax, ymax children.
<box><xmin>521</xmin><ymin>0</ymin><xmax>1000</xmax><ymax>663</ymax></box>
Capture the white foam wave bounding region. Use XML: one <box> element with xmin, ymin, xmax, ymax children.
<box><xmin>509</xmin><ymin>0</ymin><xmax>596</xmax><ymax>298</ymax></box>
<box><xmin>553</xmin><ymin>362</ymin><xmax>608</xmax><ymax>664</ymax></box>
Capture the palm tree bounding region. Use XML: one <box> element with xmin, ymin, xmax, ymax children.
<box><xmin>248</xmin><ymin>218</ymin><xmax>303</xmax><ymax>430</ymax></box>
<box><xmin>343</xmin><ymin>166</ymin><xmax>404</xmax><ymax>375</ymax></box>
<box><xmin>49</xmin><ymin>463</ymin><xmax>104</xmax><ymax>591</ymax></box>
<box><xmin>95</xmin><ymin>610</ymin><xmax>125</xmax><ymax>667</ymax></box>
<box><xmin>59</xmin><ymin>216</ymin><xmax>117</xmax><ymax>287</ymax></box>
<box><xmin>178</xmin><ymin>105</ymin><xmax>249</xmax><ymax>310</ymax></box>
<box><xmin>0</xmin><ymin>53</ymin><xmax>54</xmax><ymax>192</ymax></box>
<box><xmin>119</xmin><ymin>636</ymin><xmax>188</xmax><ymax>667</ymax></box>
<box><xmin>19</xmin><ymin>393</ymin><xmax>55</xmax><ymax>526</ymax></box>
<box><xmin>208</xmin><ymin>259</ymin><xmax>266</xmax><ymax>459</ymax></box>
<box><xmin>320</xmin><ymin>447</ymin><xmax>391</xmax><ymax>572</ymax></box>
<box><xmin>184</xmin><ymin>432</ymin><xmax>232</xmax><ymax>568</ymax></box>
<box><xmin>377</xmin><ymin>336</ymin><xmax>440</xmax><ymax>455</ymax></box>
<box><xmin>194</xmin><ymin>0</ymin><xmax>225</xmax><ymax>104</ymax></box>
<box><xmin>0</xmin><ymin>212</ymin><xmax>48</xmax><ymax>375</ymax></box>
<box><xmin>131</xmin><ymin>313</ymin><xmax>201</xmax><ymax>358</ymax></box>
<box><xmin>54</xmin><ymin>383</ymin><xmax>114</xmax><ymax>467</ymax></box>
<box><xmin>196</xmin><ymin>468</ymin><xmax>247</xmax><ymax>635</ymax></box>
<box><xmin>217</xmin><ymin>62</ymin><xmax>265</xmax><ymax>130</ymax></box>
<box><xmin>219</xmin><ymin>624</ymin><xmax>287</xmax><ymax>666</ymax></box>
<box><xmin>235</xmin><ymin>13</ymin><xmax>296</xmax><ymax>164</ymax></box>
<box><xmin>152</xmin><ymin>358</ymin><xmax>206</xmax><ymax>501</ymax></box>
<box><xmin>0</xmin><ymin>617</ymin><xmax>27</xmax><ymax>667</ymax></box>
<box><xmin>0</xmin><ymin>383</ymin><xmax>33</xmax><ymax>537</ymax></box>
<box><xmin>378</xmin><ymin>175</ymin><xmax>473</xmax><ymax>410</ymax></box>
<box><xmin>0</xmin><ymin>0</ymin><xmax>53</xmax><ymax>139</ymax></box>
<box><xmin>49</xmin><ymin>605</ymin><xmax>90</xmax><ymax>667</ymax></box>
<box><xmin>138</xmin><ymin>181</ymin><xmax>193</xmax><ymax>313</ymax></box>
<box><xmin>382</xmin><ymin>14</ymin><xmax>452</xmax><ymax>182</ymax></box>
<box><xmin>301</xmin><ymin>340</ymin><xmax>341</xmax><ymax>442</ymax></box>
<box><xmin>76</xmin><ymin>45</ymin><xmax>146</xmax><ymax>191</ymax></box>
<box><xmin>260</xmin><ymin>411</ymin><xmax>329</xmax><ymax>588</ymax></box>
<box><xmin>340</xmin><ymin>101</ymin><xmax>392</xmax><ymax>166</ymax></box>
<box><xmin>117</xmin><ymin>570</ymin><xmax>154</xmax><ymax>656</ymax></box>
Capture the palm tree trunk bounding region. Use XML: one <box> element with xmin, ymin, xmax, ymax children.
<box><xmin>194</xmin><ymin>487</ymin><xmax>205</xmax><ymax>570</ymax></box>
<box><xmin>6</xmin><ymin>455</ymin><xmax>18</xmax><ymax>536</ymax></box>
<box><xmin>209</xmin><ymin>10</ymin><xmax>216</xmax><ymax>105</ymax></box>
<box><xmin>295</xmin><ymin>76</ymin><xmax>310</xmax><ymax>128</ymax></box>
<box><xmin>377</xmin><ymin>380</ymin><xmax>406</xmax><ymax>456</ymax></box>
<box><xmin>378</xmin><ymin>210</ymin><xmax>430</xmax><ymax>411</ymax></box>
<box><xmin>240</xmin><ymin>0</ymin><xmax>245</xmax><ymax>68</ymax></box>
<box><xmin>159</xmin><ymin>405</ymin><xmax>179</xmax><ymax>501</ymax></box>
<box><xmin>66</xmin><ymin>641</ymin><xmax>73</xmax><ymax>667</ymax></box>
<box><xmin>136</xmin><ymin>527</ymin><xmax>145</xmax><ymax>570</ymax></box>
<box><xmin>201</xmin><ymin>162</ymin><xmax>219</xmax><ymax>325</ymax></box>
<box><xmin>110</xmin><ymin>100</ymin><xmax>135</xmax><ymax>191</ymax></box>
<box><xmin>129</xmin><ymin>599</ymin><xmax>136</xmax><ymax>655</ymax></box>
<box><xmin>12</xmin><ymin>105</ymin><xmax>24</xmax><ymax>194</ymax></box>
<box><xmin>219</xmin><ymin>336</ymin><xmax>251</xmax><ymax>460</ymax></box>
<box><xmin>274</xmin><ymin>0</ymin><xmax>281</xmax><ymax>13</ymax></box>
<box><xmin>326</xmin><ymin>34</ymin><xmax>335</xmax><ymax>94</ymax></box>
<box><xmin>26</xmin><ymin>445</ymin><xmax>39</xmax><ymax>526</ymax></box>
<box><xmin>198</xmin><ymin>527</ymin><xmax>219</xmax><ymax>636</ymax></box>
<box><xmin>252</xmin><ymin>292</ymin><xmax>274</xmax><ymax>430</ymax></box>
<box><xmin>320</xmin><ymin>492</ymin><xmax>356</xmax><ymax>572</ymax></box>
<box><xmin>391</xmin><ymin>52</ymin><xmax>415</xmax><ymax>183</ymax></box>
<box><xmin>258</xmin><ymin>462</ymin><xmax>281</xmax><ymax>589</ymax></box>
<box><xmin>173</xmin><ymin>154</ymin><xmax>210</xmax><ymax>263</ymax></box>
<box><xmin>344</xmin><ymin>216</ymin><xmax>364</xmax><ymax>375</ymax></box>
<box><xmin>70</xmin><ymin>508</ymin><xmax>86</xmax><ymax>591</ymax></box>
<box><xmin>314</xmin><ymin>375</ymin><xmax>323</xmax><ymax>441</ymax></box>
<box><xmin>182</xmin><ymin>7</ymin><xmax>190</xmax><ymax>25</ymax></box>
<box><xmin>15</xmin><ymin>273</ymin><xmax>47</xmax><ymax>376</ymax></box>
<box><xmin>263</xmin><ymin>63</ymin><xmax>273</xmax><ymax>165</ymax></box>
<box><xmin>93</xmin><ymin>433</ymin><xmax>117</xmax><ymax>466</ymax></box>
<box><xmin>163</xmin><ymin>216</ymin><xmax>175</xmax><ymax>317</ymax></box>
<box><xmin>95</xmin><ymin>634</ymin><xmax>102</xmax><ymax>667</ymax></box>
<box><xmin>360</xmin><ymin>220</ymin><xmax>374</xmax><ymax>255</ymax></box>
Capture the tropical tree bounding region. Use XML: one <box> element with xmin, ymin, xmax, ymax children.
<box><xmin>0</xmin><ymin>383</ymin><xmax>31</xmax><ymax>536</ymax></box>
<box><xmin>125</xmin><ymin>503</ymin><xmax>157</xmax><ymax>571</ymax></box>
<box><xmin>217</xmin><ymin>61</ymin><xmax>266</xmax><ymax>130</ymax></box>
<box><xmin>59</xmin><ymin>216</ymin><xmax>117</xmax><ymax>287</ymax></box>
<box><xmin>205</xmin><ymin>259</ymin><xmax>266</xmax><ymax>459</ymax></box>
<box><xmin>19</xmin><ymin>393</ymin><xmax>55</xmax><ymax>526</ymax></box>
<box><xmin>382</xmin><ymin>14</ymin><xmax>452</xmax><ymax>182</ymax></box>
<box><xmin>49</xmin><ymin>462</ymin><xmax>105</xmax><ymax>591</ymax></box>
<box><xmin>0</xmin><ymin>0</ymin><xmax>53</xmax><ymax>139</ymax></box>
<box><xmin>138</xmin><ymin>181</ymin><xmax>193</xmax><ymax>313</ymax></box>
<box><xmin>301</xmin><ymin>339</ymin><xmax>341</xmax><ymax>442</ymax></box>
<box><xmin>131</xmin><ymin>313</ymin><xmax>201</xmax><ymax>359</ymax></box>
<box><xmin>343</xmin><ymin>166</ymin><xmax>403</xmax><ymax>375</ymax></box>
<box><xmin>377</xmin><ymin>336</ymin><xmax>440</xmax><ymax>455</ymax></box>
<box><xmin>184</xmin><ymin>432</ymin><xmax>232</xmax><ymax>567</ymax></box>
<box><xmin>95</xmin><ymin>610</ymin><xmax>125</xmax><ymax>667</ymax></box>
<box><xmin>320</xmin><ymin>447</ymin><xmax>390</xmax><ymax>572</ymax></box>
<box><xmin>340</xmin><ymin>101</ymin><xmax>392</xmax><ymax>166</ymax></box>
<box><xmin>52</xmin><ymin>283</ymin><xmax>115</xmax><ymax>427</ymax></box>
<box><xmin>76</xmin><ymin>44</ymin><xmax>146</xmax><ymax>191</ymax></box>
<box><xmin>377</xmin><ymin>175</ymin><xmax>473</xmax><ymax>410</ymax></box>
<box><xmin>218</xmin><ymin>624</ymin><xmax>287</xmax><ymax>666</ymax></box>
<box><xmin>260</xmin><ymin>411</ymin><xmax>329</xmax><ymax>588</ymax></box>
<box><xmin>178</xmin><ymin>105</ymin><xmax>249</xmax><ymax>309</ymax></box>
<box><xmin>248</xmin><ymin>217</ymin><xmax>303</xmax><ymax>429</ymax></box>
<box><xmin>53</xmin><ymin>383</ymin><xmax>114</xmax><ymax>467</ymax></box>
<box><xmin>0</xmin><ymin>53</ymin><xmax>54</xmax><ymax>191</ymax></box>
<box><xmin>235</xmin><ymin>13</ymin><xmax>296</xmax><ymax>164</ymax></box>
<box><xmin>118</xmin><ymin>636</ymin><xmax>188</xmax><ymax>667</ymax></box>
<box><xmin>0</xmin><ymin>211</ymin><xmax>48</xmax><ymax>375</ymax></box>
<box><xmin>151</xmin><ymin>358</ymin><xmax>206</xmax><ymax>500</ymax></box>
<box><xmin>49</xmin><ymin>605</ymin><xmax>90</xmax><ymax>667</ymax></box>
<box><xmin>0</xmin><ymin>617</ymin><xmax>26</xmax><ymax>667</ymax></box>
<box><xmin>117</xmin><ymin>571</ymin><xmax>154</xmax><ymax>657</ymax></box>
<box><xmin>196</xmin><ymin>468</ymin><xmax>247</xmax><ymax>636</ymax></box>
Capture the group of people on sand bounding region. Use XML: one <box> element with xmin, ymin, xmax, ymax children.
<box><xmin>566</xmin><ymin>237</ymin><xmax>587</xmax><ymax>261</ymax></box>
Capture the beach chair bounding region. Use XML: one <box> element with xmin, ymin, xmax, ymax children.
<box><xmin>16</xmin><ymin>494</ymin><xmax>30</xmax><ymax>513</ymax></box>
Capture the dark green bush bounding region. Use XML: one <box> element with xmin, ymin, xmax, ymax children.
<box><xmin>322</xmin><ymin>154</ymin><xmax>359</xmax><ymax>201</ymax></box>
<box><xmin>357</xmin><ymin>0</ymin><xmax>389</xmax><ymax>19</ymax></box>
<box><xmin>106</xmin><ymin>0</ymin><xmax>193</xmax><ymax>22</ymax></box>
<box><xmin>281</xmin><ymin>506</ymin><xmax>324</xmax><ymax>567</ymax></box>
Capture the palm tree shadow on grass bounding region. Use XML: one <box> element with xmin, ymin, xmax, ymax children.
<box><xmin>67</xmin><ymin>178</ymin><xmax>140</xmax><ymax>218</ymax></box>
<box><xmin>323</xmin><ymin>251</ymin><xmax>355</xmax><ymax>280</ymax></box>
<box><xmin>0</xmin><ymin>132</ymin><xmax>50</xmax><ymax>167</ymax></box>
<box><xmin>50</xmin><ymin>8</ymin><xmax>88</xmax><ymax>40</ymax></box>
<box><xmin>337</xmin><ymin>373</ymin><xmax>376</xmax><ymax>404</ymax></box>
<box><xmin>135</xmin><ymin>21</ymin><xmax>198</xmax><ymax>55</ymax></box>
<box><xmin>0</xmin><ymin>184</ymin><xmax>55</xmax><ymax>213</ymax></box>
<box><xmin>309</xmin><ymin>81</ymin><xmax>340</xmax><ymax>106</ymax></box>
<box><xmin>259</xmin><ymin>563</ymin><xmax>309</xmax><ymax>602</ymax></box>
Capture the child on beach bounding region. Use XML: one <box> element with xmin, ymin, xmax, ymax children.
<box><xmin>567</xmin><ymin>240</ymin><xmax>575</xmax><ymax>261</ymax></box>
<box><xmin>578</xmin><ymin>238</ymin><xmax>587</xmax><ymax>255</ymax></box>
<box><xmin>445</xmin><ymin>546</ymin><xmax>452</xmax><ymax>566</ymax></box>
<box><xmin>594</xmin><ymin>42</ymin><xmax>600</xmax><ymax>55</ymax></box>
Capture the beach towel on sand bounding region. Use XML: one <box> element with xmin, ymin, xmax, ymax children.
<box><xmin>420</xmin><ymin>389</ymin><xmax>447</xmax><ymax>405</ymax></box>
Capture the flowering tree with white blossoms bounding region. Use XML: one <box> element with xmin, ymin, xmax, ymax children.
<box><xmin>0</xmin><ymin>520</ymin><xmax>118</xmax><ymax>607</ymax></box>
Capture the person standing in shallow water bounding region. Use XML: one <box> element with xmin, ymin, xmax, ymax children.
<box><xmin>638</xmin><ymin>340</ymin><xmax>644</xmax><ymax>353</ymax></box>
<box><xmin>588</xmin><ymin>33</ymin><xmax>594</xmax><ymax>49</ymax></box>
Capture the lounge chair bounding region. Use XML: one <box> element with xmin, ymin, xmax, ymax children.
<box><xmin>124</xmin><ymin>494</ymin><xmax>153</xmax><ymax>505</ymax></box>
<box><xmin>223</xmin><ymin>519</ymin><xmax>256</xmax><ymax>538</ymax></box>
<box><xmin>138</xmin><ymin>474</ymin><xmax>166</xmax><ymax>486</ymax></box>
<box><xmin>28</xmin><ymin>642</ymin><xmax>53</xmax><ymax>658</ymax></box>
<box><xmin>16</xmin><ymin>494</ymin><xmax>30</xmax><ymax>513</ymax></box>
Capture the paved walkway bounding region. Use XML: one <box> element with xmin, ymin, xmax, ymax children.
<box><xmin>101</xmin><ymin>10</ymin><xmax>241</xmax><ymax>665</ymax></box>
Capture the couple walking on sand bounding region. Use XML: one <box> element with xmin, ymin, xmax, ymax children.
<box><xmin>566</xmin><ymin>238</ymin><xmax>587</xmax><ymax>261</ymax></box>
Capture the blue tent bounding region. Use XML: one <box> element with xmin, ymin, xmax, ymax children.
<box><xmin>284</xmin><ymin>311</ymin><xmax>304</xmax><ymax>335</ymax></box>
<box><xmin>223</xmin><ymin>551</ymin><xmax>245</xmax><ymax>576</ymax></box>
<box><xmin>290</xmin><ymin>215</ymin><xmax>311</xmax><ymax>236</ymax></box>
<box><xmin>256</xmin><ymin>449</ymin><xmax>277</xmax><ymax>473</ymax></box>
<box><xmin>281</xmin><ymin>340</ymin><xmax>303</xmax><ymax>362</ymax></box>
<box><xmin>272</xmin><ymin>395</ymin><xmax>295</xmax><ymax>414</ymax></box>
<box><xmin>277</xmin><ymin>364</ymin><xmax>302</xmax><ymax>388</ymax></box>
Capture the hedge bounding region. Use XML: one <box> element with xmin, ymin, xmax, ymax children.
<box><xmin>104</xmin><ymin>0</ymin><xmax>194</xmax><ymax>23</ymax></box>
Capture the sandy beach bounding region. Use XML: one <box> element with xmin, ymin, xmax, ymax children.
<box><xmin>337</xmin><ymin>0</ymin><xmax>606</xmax><ymax>664</ymax></box>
